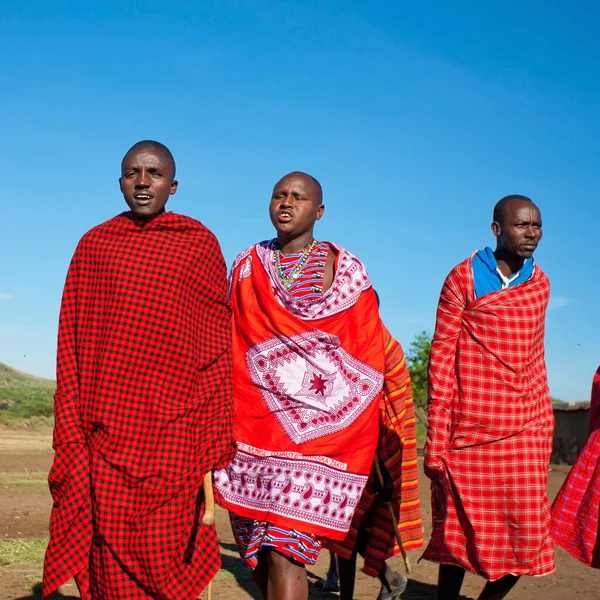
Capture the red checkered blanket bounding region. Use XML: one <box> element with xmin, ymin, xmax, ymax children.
<box><xmin>551</xmin><ymin>367</ymin><xmax>600</xmax><ymax>568</ymax></box>
<box><xmin>422</xmin><ymin>257</ymin><xmax>555</xmax><ymax>580</ymax></box>
<box><xmin>43</xmin><ymin>211</ymin><xmax>235</xmax><ymax>599</ymax></box>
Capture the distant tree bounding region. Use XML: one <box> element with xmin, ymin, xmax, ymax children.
<box><xmin>406</xmin><ymin>331</ymin><xmax>432</xmax><ymax>426</ymax></box>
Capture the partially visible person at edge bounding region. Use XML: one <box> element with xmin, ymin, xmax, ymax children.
<box><xmin>214</xmin><ymin>172</ymin><xmax>386</xmax><ymax>600</ymax></box>
<box><xmin>551</xmin><ymin>366</ymin><xmax>600</xmax><ymax>568</ymax></box>
<box><xmin>43</xmin><ymin>141</ymin><xmax>235</xmax><ymax>599</ymax></box>
<box><xmin>422</xmin><ymin>195</ymin><xmax>555</xmax><ymax>600</ymax></box>
<box><xmin>323</xmin><ymin>289</ymin><xmax>424</xmax><ymax>600</ymax></box>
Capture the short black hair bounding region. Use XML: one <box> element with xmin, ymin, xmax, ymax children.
<box><xmin>305</xmin><ymin>173</ymin><xmax>323</xmax><ymax>204</ymax></box>
<box><xmin>123</xmin><ymin>140</ymin><xmax>176</xmax><ymax>177</ymax></box>
<box><xmin>493</xmin><ymin>194</ymin><xmax>532</xmax><ymax>224</ymax></box>
<box><xmin>281</xmin><ymin>171</ymin><xmax>323</xmax><ymax>204</ymax></box>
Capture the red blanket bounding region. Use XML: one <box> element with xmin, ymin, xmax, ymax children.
<box><xmin>43</xmin><ymin>211</ymin><xmax>235</xmax><ymax>599</ymax></box>
<box><xmin>422</xmin><ymin>257</ymin><xmax>555</xmax><ymax>580</ymax></box>
<box><xmin>551</xmin><ymin>367</ymin><xmax>600</xmax><ymax>567</ymax></box>
<box><xmin>215</xmin><ymin>242</ymin><xmax>384</xmax><ymax>540</ymax></box>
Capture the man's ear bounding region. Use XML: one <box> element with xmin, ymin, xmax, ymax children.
<box><xmin>169</xmin><ymin>180</ymin><xmax>179</xmax><ymax>195</ymax></box>
<box><xmin>316</xmin><ymin>203</ymin><xmax>325</xmax><ymax>221</ymax></box>
<box><xmin>491</xmin><ymin>220</ymin><xmax>501</xmax><ymax>237</ymax></box>
<box><xmin>119</xmin><ymin>177</ymin><xmax>123</xmax><ymax>193</ymax></box>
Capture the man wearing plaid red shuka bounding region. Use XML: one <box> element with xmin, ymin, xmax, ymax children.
<box><xmin>214</xmin><ymin>172</ymin><xmax>387</xmax><ymax>600</ymax></box>
<box><xmin>43</xmin><ymin>141</ymin><xmax>235</xmax><ymax>599</ymax></box>
<box><xmin>422</xmin><ymin>195</ymin><xmax>555</xmax><ymax>600</ymax></box>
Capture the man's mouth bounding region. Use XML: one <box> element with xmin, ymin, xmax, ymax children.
<box><xmin>133</xmin><ymin>193</ymin><xmax>153</xmax><ymax>205</ymax></box>
<box><xmin>277</xmin><ymin>211</ymin><xmax>293</xmax><ymax>223</ymax></box>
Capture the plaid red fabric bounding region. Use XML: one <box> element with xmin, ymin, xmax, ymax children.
<box><xmin>43</xmin><ymin>211</ymin><xmax>235</xmax><ymax>599</ymax></box>
<box><xmin>323</xmin><ymin>326</ymin><xmax>423</xmax><ymax>577</ymax></box>
<box><xmin>421</xmin><ymin>257</ymin><xmax>555</xmax><ymax>581</ymax></box>
<box><xmin>551</xmin><ymin>366</ymin><xmax>600</xmax><ymax>568</ymax></box>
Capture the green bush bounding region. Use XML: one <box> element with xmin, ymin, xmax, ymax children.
<box><xmin>0</xmin><ymin>386</ymin><xmax>55</xmax><ymax>424</ymax></box>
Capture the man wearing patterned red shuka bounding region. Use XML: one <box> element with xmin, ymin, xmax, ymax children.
<box><xmin>43</xmin><ymin>141</ymin><xmax>235</xmax><ymax>599</ymax></box>
<box><xmin>215</xmin><ymin>172</ymin><xmax>388</xmax><ymax>600</ymax></box>
<box><xmin>422</xmin><ymin>195</ymin><xmax>555</xmax><ymax>600</ymax></box>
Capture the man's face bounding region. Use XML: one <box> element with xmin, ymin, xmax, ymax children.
<box><xmin>493</xmin><ymin>200</ymin><xmax>543</xmax><ymax>259</ymax></box>
<box><xmin>119</xmin><ymin>148</ymin><xmax>178</xmax><ymax>218</ymax></box>
<box><xmin>269</xmin><ymin>175</ymin><xmax>324</xmax><ymax>239</ymax></box>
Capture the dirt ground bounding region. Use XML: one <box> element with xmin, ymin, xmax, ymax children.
<box><xmin>0</xmin><ymin>429</ymin><xmax>597</xmax><ymax>600</ymax></box>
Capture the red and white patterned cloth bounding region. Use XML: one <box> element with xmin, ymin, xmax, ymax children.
<box><xmin>421</xmin><ymin>255</ymin><xmax>555</xmax><ymax>581</ymax></box>
<box><xmin>216</xmin><ymin>241</ymin><xmax>385</xmax><ymax>544</ymax></box>
<box><xmin>551</xmin><ymin>366</ymin><xmax>600</xmax><ymax>568</ymax></box>
<box><xmin>43</xmin><ymin>211</ymin><xmax>235</xmax><ymax>599</ymax></box>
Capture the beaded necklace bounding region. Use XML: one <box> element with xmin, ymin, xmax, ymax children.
<box><xmin>273</xmin><ymin>239</ymin><xmax>318</xmax><ymax>289</ymax></box>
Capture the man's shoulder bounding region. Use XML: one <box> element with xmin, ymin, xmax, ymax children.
<box><xmin>231</xmin><ymin>241</ymin><xmax>271</xmax><ymax>272</ymax></box>
<box><xmin>77</xmin><ymin>213</ymin><xmax>126</xmax><ymax>246</ymax></box>
<box><xmin>445</xmin><ymin>256</ymin><xmax>473</xmax><ymax>280</ymax></box>
<box><xmin>533</xmin><ymin>262</ymin><xmax>548</xmax><ymax>281</ymax></box>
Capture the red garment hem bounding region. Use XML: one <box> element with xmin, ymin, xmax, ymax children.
<box><xmin>220</xmin><ymin>500</ymin><xmax>348</xmax><ymax>541</ymax></box>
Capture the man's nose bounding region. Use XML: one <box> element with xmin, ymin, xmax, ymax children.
<box><xmin>280</xmin><ymin>194</ymin><xmax>293</xmax><ymax>207</ymax></box>
<box><xmin>525</xmin><ymin>226</ymin><xmax>536</xmax><ymax>238</ymax></box>
<box><xmin>135</xmin><ymin>171</ymin><xmax>150</xmax><ymax>188</ymax></box>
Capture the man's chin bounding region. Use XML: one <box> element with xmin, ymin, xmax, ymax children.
<box><xmin>127</xmin><ymin>201</ymin><xmax>165</xmax><ymax>218</ymax></box>
<box><xmin>518</xmin><ymin>248</ymin><xmax>537</xmax><ymax>259</ymax></box>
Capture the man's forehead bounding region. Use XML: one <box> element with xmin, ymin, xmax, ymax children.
<box><xmin>122</xmin><ymin>148</ymin><xmax>172</xmax><ymax>170</ymax></box>
<box><xmin>507</xmin><ymin>200</ymin><xmax>541</xmax><ymax>218</ymax></box>
<box><xmin>273</xmin><ymin>174</ymin><xmax>318</xmax><ymax>193</ymax></box>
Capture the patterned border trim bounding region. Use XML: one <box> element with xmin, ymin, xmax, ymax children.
<box><xmin>215</xmin><ymin>450</ymin><xmax>368</xmax><ymax>532</ymax></box>
<box><xmin>228</xmin><ymin>246</ymin><xmax>253</xmax><ymax>298</ymax></box>
<box><xmin>236</xmin><ymin>442</ymin><xmax>348</xmax><ymax>470</ymax></box>
<box><xmin>255</xmin><ymin>240</ymin><xmax>372</xmax><ymax>320</ymax></box>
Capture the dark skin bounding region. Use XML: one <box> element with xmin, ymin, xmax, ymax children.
<box><xmin>119</xmin><ymin>147</ymin><xmax>178</xmax><ymax>218</ymax></box>
<box><xmin>251</xmin><ymin>549</ymin><xmax>308</xmax><ymax>600</ymax></box>
<box><xmin>269</xmin><ymin>172</ymin><xmax>336</xmax><ymax>292</ymax></box>
<box><xmin>251</xmin><ymin>173</ymin><xmax>334</xmax><ymax>600</ymax></box>
<box><xmin>491</xmin><ymin>199</ymin><xmax>542</xmax><ymax>277</ymax></box>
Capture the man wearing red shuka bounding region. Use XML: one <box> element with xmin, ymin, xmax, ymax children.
<box><xmin>422</xmin><ymin>195</ymin><xmax>555</xmax><ymax>600</ymax></box>
<box><xmin>215</xmin><ymin>172</ymin><xmax>386</xmax><ymax>600</ymax></box>
<box><xmin>43</xmin><ymin>141</ymin><xmax>234</xmax><ymax>599</ymax></box>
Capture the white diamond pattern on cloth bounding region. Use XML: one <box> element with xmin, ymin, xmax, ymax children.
<box><xmin>246</xmin><ymin>329</ymin><xmax>383</xmax><ymax>444</ymax></box>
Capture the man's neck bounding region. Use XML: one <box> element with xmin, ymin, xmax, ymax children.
<box><xmin>129</xmin><ymin>207</ymin><xmax>166</xmax><ymax>222</ymax></box>
<box><xmin>494</xmin><ymin>248</ymin><xmax>524</xmax><ymax>278</ymax></box>
<box><xmin>276</xmin><ymin>231</ymin><xmax>315</xmax><ymax>256</ymax></box>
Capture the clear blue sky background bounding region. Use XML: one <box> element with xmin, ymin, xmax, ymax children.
<box><xmin>1</xmin><ymin>1</ymin><xmax>598</xmax><ymax>400</ymax></box>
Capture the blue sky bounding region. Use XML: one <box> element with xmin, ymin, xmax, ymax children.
<box><xmin>0</xmin><ymin>1</ymin><xmax>598</xmax><ymax>400</ymax></box>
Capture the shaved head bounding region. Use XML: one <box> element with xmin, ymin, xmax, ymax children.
<box><xmin>122</xmin><ymin>140</ymin><xmax>176</xmax><ymax>178</ymax></box>
<box><xmin>493</xmin><ymin>194</ymin><xmax>533</xmax><ymax>225</ymax></box>
<box><xmin>275</xmin><ymin>171</ymin><xmax>323</xmax><ymax>205</ymax></box>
